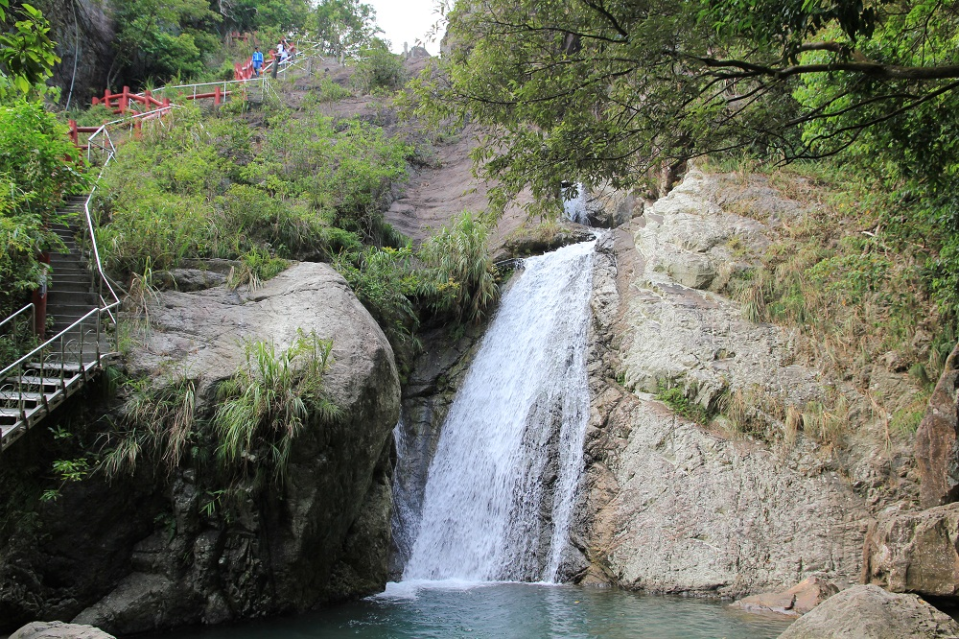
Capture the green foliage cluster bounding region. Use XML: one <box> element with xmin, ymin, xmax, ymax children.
<box><xmin>108</xmin><ymin>0</ymin><xmax>223</xmax><ymax>87</ymax></box>
<box><xmin>655</xmin><ymin>381</ymin><xmax>713</xmax><ymax>426</ymax></box>
<box><xmin>333</xmin><ymin>212</ymin><xmax>501</xmax><ymax>371</ymax></box>
<box><xmin>94</xmin><ymin>0</ymin><xmax>312</xmax><ymax>88</ymax></box>
<box><xmin>92</xmin><ymin>97</ymin><xmax>500</xmax><ymax>375</ymax></box>
<box><xmin>352</xmin><ymin>45</ymin><xmax>408</xmax><ymax>94</ymax></box>
<box><xmin>246</xmin><ymin>110</ymin><xmax>410</xmax><ymax>242</ymax></box>
<box><xmin>222</xmin><ymin>0</ymin><xmax>310</xmax><ymax>34</ymax></box>
<box><xmin>93</xmin><ymin>104</ymin><xmax>408</xmax><ymax>277</ymax></box>
<box><xmin>102</xmin><ymin>331</ymin><xmax>337</xmax><ymax>505</ymax></box>
<box><xmin>0</xmin><ymin>100</ymin><xmax>87</xmax><ymax>333</ymax></box>
<box><xmin>407</xmin><ymin>0</ymin><xmax>959</xmax><ymax>333</ymax></box>
<box><xmin>0</xmin><ymin>0</ymin><xmax>58</xmax><ymax>98</ymax></box>
<box><xmin>313</xmin><ymin>0</ymin><xmax>379</xmax><ymax>60</ymax></box>
<box><xmin>417</xmin><ymin>212</ymin><xmax>499</xmax><ymax>324</ymax></box>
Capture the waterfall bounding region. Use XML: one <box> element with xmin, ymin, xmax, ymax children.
<box><xmin>403</xmin><ymin>240</ymin><xmax>596</xmax><ymax>583</ymax></box>
<box><xmin>563</xmin><ymin>183</ymin><xmax>590</xmax><ymax>226</ymax></box>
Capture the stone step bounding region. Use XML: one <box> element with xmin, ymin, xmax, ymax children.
<box><xmin>47</xmin><ymin>290</ymin><xmax>98</xmax><ymax>305</ymax></box>
<box><xmin>50</xmin><ymin>279</ymin><xmax>93</xmax><ymax>291</ymax></box>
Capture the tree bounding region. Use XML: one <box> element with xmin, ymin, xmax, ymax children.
<box><xmin>217</xmin><ymin>0</ymin><xmax>310</xmax><ymax>34</ymax></box>
<box><xmin>313</xmin><ymin>0</ymin><xmax>379</xmax><ymax>61</ymax></box>
<box><xmin>0</xmin><ymin>0</ymin><xmax>59</xmax><ymax>96</ymax></box>
<box><xmin>108</xmin><ymin>0</ymin><xmax>222</xmax><ymax>86</ymax></box>
<box><xmin>407</xmin><ymin>0</ymin><xmax>959</xmax><ymax>211</ymax></box>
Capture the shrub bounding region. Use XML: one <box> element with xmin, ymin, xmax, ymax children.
<box><xmin>418</xmin><ymin>211</ymin><xmax>500</xmax><ymax>324</ymax></box>
<box><xmin>352</xmin><ymin>47</ymin><xmax>407</xmax><ymax>94</ymax></box>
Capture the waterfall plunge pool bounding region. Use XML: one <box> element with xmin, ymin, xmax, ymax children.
<box><xmin>149</xmin><ymin>582</ymin><xmax>793</xmax><ymax>639</ymax></box>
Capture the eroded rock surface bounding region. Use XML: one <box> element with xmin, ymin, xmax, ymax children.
<box><xmin>863</xmin><ymin>502</ymin><xmax>959</xmax><ymax>597</ymax></box>
<box><xmin>777</xmin><ymin>585</ymin><xmax>959</xmax><ymax>639</ymax></box>
<box><xmin>915</xmin><ymin>344</ymin><xmax>959</xmax><ymax>509</ymax></box>
<box><xmin>579</xmin><ymin>170</ymin><xmax>904</xmax><ymax>596</ymax></box>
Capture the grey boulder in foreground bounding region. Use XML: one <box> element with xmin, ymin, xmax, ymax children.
<box><xmin>10</xmin><ymin>621</ymin><xmax>115</xmax><ymax>639</ymax></box>
<box><xmin>777</xmin><ymin>585</ymin><xmax>959</xmax><ymax>639</ymax></box>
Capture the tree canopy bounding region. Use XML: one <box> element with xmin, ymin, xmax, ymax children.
<box><xmin>0</xmin><ymin>0</ymin><xmax>58</xmax><ymax>97</ymax></box>
<box><xmin>313</xmin><ymin>0</ymin><xmax>379</xmax><ymax>60</ymax></box>
<box><xmin>408</xmin><ymin>0</ymin><xmax>959</xmax><ymax>210</ymax></box>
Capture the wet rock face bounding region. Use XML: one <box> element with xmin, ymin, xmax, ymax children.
<box><xmin>0</xmin><ymin>263</ymin><xmax>401</xmax><ymax>635</ymax></box>
<box><xmin>863</xmin><ymin>503</ymin><xmax>959</xmax><ymax>598</ymax></box>
<box><xmin>389</xmin><ymin>327</ymin><xmax>485</xmax><ymax>578</ymax></box>
<box><xmin>577</xmin><ymin>184</ymin><xmax>644</xmax><ymax>229</ymax></box>
<box><xmin>41</xmin><ymin>0</ymin><xmax>115</xmax><ymax>105</ymax></box>
<box><xmin>915</xmin><ymin>344</ymin><xmax>959</xmax><ymax>509</ymax></box>
<box><xmin>777</xmin><ymin>585</ymin><xmax>959</xmax><ymax>639</ymax></box>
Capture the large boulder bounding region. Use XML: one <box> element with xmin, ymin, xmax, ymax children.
<box><xmin>777</xmin><ymin>585</ymin><xmax>959</xmax><ymax>639</ymax></box>
<box><xmin>915</xmin><ymin>343</ymin><xmax>959</xmax><ymax>509</ymax></box>
<box><xmin>10</xmin><ymin>621</ymin><xmax>114</xmax><ymax>639</ymax></box>
<box><xmin>0</xmin><ymin>263</ymin><xmax>401</xmax><ymax>635</ymax></box>
<box><xmin>863</xmin><ymin>502</ymin><xmax>959</xmax><ymax>597</ymax></box>
<box><xmin>730</xmin><ymin>575</ymin><xmax>839</xmax><ymax>617</ymax></box>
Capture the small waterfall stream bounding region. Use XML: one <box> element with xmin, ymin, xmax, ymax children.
<box><xmin>402</xmin><ymin>240</ymin><xmax>596</xmax><ymax>583</ymax></box>
<box><xmin>563</xmin><ymin>183</ymin><xmax>590</xmax><ymax>225</ymax></box>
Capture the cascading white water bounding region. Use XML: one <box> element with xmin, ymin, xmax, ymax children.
<box><xmin>403</xmin><ymin>240</ymin><xmax>596</xmax><ymax>583</ymax></box>
<box><xmin>563</xmin><ymin>183</ymin><xmax>590</xmax><ymax>225</ymax></box>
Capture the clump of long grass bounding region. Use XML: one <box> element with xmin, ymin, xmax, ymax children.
<box><xmin>213</xmin><ymin>330</ymin><xmax>340</xmax><ymax>485</ymax></box>
<box><xmin>101</xmin><ymin>375</ymin><xmax>197</xmax><ymax>478</ymax></box>
<box><xmin>227</xmin><ymin>247</ymin><xmax>288</xmax><ymax>290</ymax></box>
<box><xmin>715</xmin><ymin>163</ymin><xmax>951</xmax><ymax>451</ymax></box>
<box><xmin>418</xmin><ymin>211</ymin><xmax>500</xmax><ymax>324</ymax></box>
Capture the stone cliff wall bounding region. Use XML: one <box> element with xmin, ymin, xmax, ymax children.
<box><xmin>0</xmin><ymin>263</ymin><xmax>400</xmax><ymax>634</ymax></box>
<box><xmin>578</xmin><ymin>170</ymin><xmax>919</xmax><ymax>596</ymax></box>
<box><xmin>35</xmin><ymin>0</ymin><xmax>115</xmax><ymax>105</ymax></box>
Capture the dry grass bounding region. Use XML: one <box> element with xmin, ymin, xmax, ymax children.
<box><xmin>703</xmin><ymin>156</ymin><xmax>949</xmax><ymax>448</ymax></box>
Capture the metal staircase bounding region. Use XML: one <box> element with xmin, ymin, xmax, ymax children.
<box><xmin>0</xmin><ymin>194</ymin><xmax>119</xmax><ymax>451</ymax></box>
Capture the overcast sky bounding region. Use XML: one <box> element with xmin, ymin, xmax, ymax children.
<box><xmin>363</xmin><ymin>0</ymin><xmax>444</xmax><ymax>54</ymax></box>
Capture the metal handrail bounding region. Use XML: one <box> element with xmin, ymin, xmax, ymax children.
<box><xmin>0</xmin><ymin>304</ymin><xmax>35</xmax><ymax>334</ymax></box>
<box><xmin>0</xmin><ymin>303</ymin><xmax>119</xmax><ymax>384</ymax></box>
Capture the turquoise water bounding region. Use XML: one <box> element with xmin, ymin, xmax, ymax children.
<box><xmin>160</xmin><ymin>582</ymin><xmax>792</xmax><ymax>639</ymax></box>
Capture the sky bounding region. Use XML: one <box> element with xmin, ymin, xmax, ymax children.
<box><xmin>363</xmin><ymin>0</ymin><xmax>444</xmax><ymax>55</ymax></box>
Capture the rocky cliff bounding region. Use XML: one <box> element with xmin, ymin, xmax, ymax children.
<box><xmin>0</xmin><ymin>263</ymin><xmax>400</xmax><ymax>634</ymax></box>
<box><xmin>577</xmin><ymin>170</ymin><xmax>920</xmax><ymax>596</ymax></box>
<box><xmin>35</xmin><ymin>0</ymin><xmax>115</xmax><ymax>105</ymax></box>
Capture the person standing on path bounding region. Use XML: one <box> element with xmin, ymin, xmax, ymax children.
<box><xmin>251</xmin><ymin>46</ymin><xmax>264</xmax><ymax>77</ymax></box>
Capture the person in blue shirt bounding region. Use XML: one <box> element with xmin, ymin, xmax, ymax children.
<box><xmin>251</xmin><ymin>47</ymin><xmax>264</xmax><ymax>77</ymax></box>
